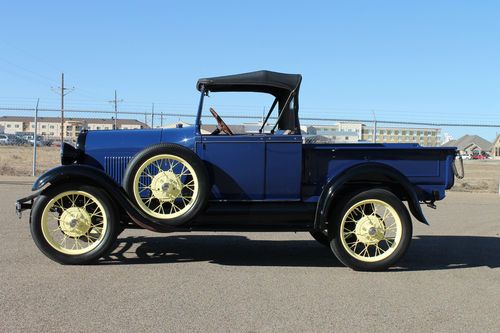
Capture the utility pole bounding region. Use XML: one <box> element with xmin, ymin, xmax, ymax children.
<box><xmin>371</xmin><ymin>110</ymin><xmax>377</xmax><ymax>143</ymax></box>
<box><xmin>160</xmin><ymin>112</ymin><xmax>163</xmax><ymax>127</ymax></box>
<box><xmin>108</xmin><ymin>90</ymin><xmax>123</xmax><ymax>129</ymax></box>
<box><xmin>51</xmin><ymin>73</ymin><xmax>74</xmax><ymax>143</ymax></box>
<box><xmin>151</xmin><ymin>103</ymin><xmax>155</xmax><ymax>128</ymax></box>
<box><xmin>32</xmin><ymin>98</ymin><xmax>40</xmax><ymax>176</ymax></box>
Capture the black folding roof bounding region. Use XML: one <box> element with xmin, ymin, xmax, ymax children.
<box><xmin>196</xmin><ymin>70</ymin><xmax>302</xmax><ymax>97</ymax></box>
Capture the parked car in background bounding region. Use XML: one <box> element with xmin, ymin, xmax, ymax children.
<box><xmin>0</xmin><ymin>133</ymin><xmax>29</xmax><ymax>145</ymax></box>
<box><xmin>20</xmin><ymin>135</ymin><xmax>51</xmax><ymax>146</ymax></box>
<box><xmin>471</xmin><ymin>153</ymin><xmax>489</xmax><ymax>160</ymax></box>
<box><xmin>14</xmin><ymin>135</ymin><xmax>30</xmax><ymax>145</ymax></box>
<box><xmin>457</xmin><ymin>153</ymin><xmax>471</xmax><ymax>160</ymax></box>
<box><xmin>0</xmin><ymin>134</ymin><xmax>9</xmax><ymax>144</ymax></box>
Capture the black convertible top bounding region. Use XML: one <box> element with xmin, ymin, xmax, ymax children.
<box><xmin>197</xmin><ymin>70</ymin><xmax>302</xmax><ymax>132</ymax></box>
<box><xmin>196</xmin><ymin>70</ymin><xmax>302</xmax><ymax>97</ymax></box>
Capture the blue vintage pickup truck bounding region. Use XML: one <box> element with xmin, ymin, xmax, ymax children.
<box><xmin>16</xmin><ymin>71</ymin><xmax>460</xmax><ymax>270</ymax></box>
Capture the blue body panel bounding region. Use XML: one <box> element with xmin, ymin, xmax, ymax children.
<box><xmin>81</xmin><ymin>128</ymin><xmax>456</xmax><ymax>203</ymax></box>
<box><xmin>196</xmin><ymin>134</ymin><xmax>303</xmax><ymax>201</ymax></box>
<box><xmin>83</xmin><ymin>126</ymin><xmax>196</xmax><ymax>183</ymax></box>
<box><xmin>264</xmin><ymin>136</ymin><xmax>302</xmax><ymax>200</ymax></box>
<box><xmin>197</xmin><ymin>135</ymin><xmax>266</xmax><ymax>200</ymax></box>
<box><xmin>302</xmin><ymin>143</ymin><xmax>456</xmax><ymax>202</ymax></box>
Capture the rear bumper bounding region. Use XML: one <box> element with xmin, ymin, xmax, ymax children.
<box><xmin>15</xmin><ymin>192</ymin><xmax>39</xmax><ymax>218</ymax></box>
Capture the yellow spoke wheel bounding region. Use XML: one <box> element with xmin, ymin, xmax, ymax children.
<box><xmin>330</xmin><ymin>189</ymin><xmax>412</xmax><ymax>271</ymax></box>
<box><xmin>132</xmin><ymin>154</ymin><xmax>199</xmax><ymax>219</ymax></box>
<box><xmin>30</xmin><ymin>184</ymin><xmax>118</xmax><ymax>264</ymax></box>
<box><xmin>339</xmin><ymin>199</ymin><xmax>402</xmax><ymax>262</ymax></box>
<box><xmin>41</xmin><ymin>190</ymin><xmax>108</xmax><ymax>255</ymax></box>
<box><xmin>124</xmin><ymin>144</ymin><xmax>209</xmax><ymax>226</ymax></box>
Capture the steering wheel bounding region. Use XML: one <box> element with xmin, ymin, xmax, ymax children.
<box><xmin>209</xmin><ymin>107</ymin><xmax>234</xmax><ymax>135</ymax></box>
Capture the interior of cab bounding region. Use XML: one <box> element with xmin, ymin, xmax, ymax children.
<box><xmin>202</xmin><ymin>93</ymin><xmax>300</xmax><ymax>136</ymax></box>
<box><xmin>196</xmin><ymin>70</ymin><xmax>302</xmax><ymax>137</ymax></box>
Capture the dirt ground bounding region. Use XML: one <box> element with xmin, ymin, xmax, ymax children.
<box><xmin>451</xmin><ymin>160</ymin><xmax>500</xmax><ymax>193</ymax></box>
<box><xmin>0</xmin><ymin>146</ymin><xmax>59</xmax><ymax>176</ymax></box>
<box><xmin>1</xmin><ymin>146</ymin><xmax>499</xmax><ymax>192</ymax></box>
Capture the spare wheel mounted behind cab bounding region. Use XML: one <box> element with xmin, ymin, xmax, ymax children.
<box><xmin>122</xmin><ymin>143</ymin><xmax>209</xmax><ymax>226</ymax></box>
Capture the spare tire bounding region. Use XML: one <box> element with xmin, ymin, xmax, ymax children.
<box><xmin>123</xmin><ymin>143</ymin><xmax>209</xmax><ymax>226</ymax></box>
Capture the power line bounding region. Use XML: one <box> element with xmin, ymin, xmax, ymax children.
<box><xmin>0</xmin><ymin>56</ymin><xmax>59</xmax><ymax>85</ymax></box>
<box><xmin>2</xmin><ymin>94</ymin><xmax>500</xmax><ymax>122</ymax></box>
<box><xmin>108</xmin><ymin>90</ymin><xmax>123</xmax><ymax>129</ymax></box>
<box><xmin>0</xmin><ymin>41</ymin><xmax>63</xmax><ymax>73</ymax></box>
<box><xmin>0</xmin><ymin>65</ymin><xmax>58</xmax><ymax>89</ymax></box>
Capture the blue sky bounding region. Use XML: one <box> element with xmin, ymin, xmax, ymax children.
<box><xmin>0</xmin><ymin>1</ymin><xmax>499</xmax><ymax>140</ymax></box>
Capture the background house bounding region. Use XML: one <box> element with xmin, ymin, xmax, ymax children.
<box><xmin>443</xmin><ymin>134</ymin><xmax>493</xmax><ymax>155</ymax></box>
<box><xmin>492</xmin><ymin>134</ymin><xmax>500</xmax><ymax>159</ymax></box>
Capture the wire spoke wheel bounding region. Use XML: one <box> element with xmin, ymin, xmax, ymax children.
<box><xmin>340</xmin><ymin>199</ymin><xmax>402</xmax><ymax>262</ymax></box>
<box><xmin>330</xmin><ymin>189</ymin><xmax>412</xmax><ymax>270</ymax></box>
<box><xmin>41</xmin><ymin>190</ymin><xmax>108</xmax><ymax>255</ymax></box>
<box><xmin>132</xmin><ymin>154</ymin><xmax>199</xmax><ymax>219</ymax></box>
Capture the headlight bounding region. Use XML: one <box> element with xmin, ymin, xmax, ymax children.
<box><xmin>76</xmin><ymin>130</ymin><xmax>88</xmax><ymax>151</ymax></box>
<box><xmin>60</xmin><ymin>143</ymin><xmax>81</xmax><ymax>165</ymax></box>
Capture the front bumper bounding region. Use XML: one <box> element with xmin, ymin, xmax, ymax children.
<box><xmin>15</xmin><ymin>192</ymin><xmax>39</xmax><ymax>218</ymax></box>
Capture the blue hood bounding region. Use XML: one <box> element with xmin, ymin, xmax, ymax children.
<box><xmin>80</xmin><ymin>126</ymin><xmax>197</xmax><ymax>172</ymax></box>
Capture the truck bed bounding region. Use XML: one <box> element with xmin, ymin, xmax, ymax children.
<box><xmin>302</xmin><ymin>143</ymin><xmax>456</xmax><ymax>202</ymax></box>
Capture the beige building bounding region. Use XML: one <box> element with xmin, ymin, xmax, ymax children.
<box><xmin>0</xmin><ymin>118</ymin><xmax>26</xmax><ymax>134</ymax></box>
<box><xmin>161</xmin><ymin>121</ymin><xmax>192</xmax><ymax>129</ymax></box>
<box><xmin>305</xmin><ymin>124</ymin><xmax>338</xmax><ymax>136</ymax></box>
<box><xmin>338</xmin><ymin>122</ymin><xmax>363</xmax><ymax>137</ymax></box>
<box><xmin>492</xmin><ymin>135</ymin><xmax>500</xmax><ymax>159</ymax></box>
<box><xmin>362</xmin><ymin>126</ymin><xmax>441</xmax><ymax>146</ymax></box>
<box><xmin>0</xmin><ymin>116</ymin><xmax>148</xmax><ymax>141</ymax></box>
<box><xmin>303</xmin><ymin>123</ymin><xmax>441</xmax><ymax>146</ymax></box>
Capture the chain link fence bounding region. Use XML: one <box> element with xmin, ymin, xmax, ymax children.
<box><xmin>0</xmin><ymin>105</ymin><xmax>499</xmax><ymax>154</ymax></box>
<box><xmin>1</xmin><ymin>103</ymin><xmax>499</xmax><ymax>145</ymax></box>
<box><xmin>1</xmin><ymin>104</ymin><xmax>499</xmax><ymax>194</ymax></box>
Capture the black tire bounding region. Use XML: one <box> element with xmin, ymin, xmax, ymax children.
<box><xmin>310</xmin><ymin>230</ymin><xmax>330</xmax><ymax>247</ymax></box>
<box><xmin>123</xmin><ymin>143</ymin><xmax>209</xmax><ymax>226</ymax></box>
<box><xmin>329</xmin><ymin>189</ymin><xmax>412</xmax><ymax>271</ymax></box>
<box><xmin>30</xmin><ymin>183</ymin><xmax>119</xmax><ymax>265</ymax></box>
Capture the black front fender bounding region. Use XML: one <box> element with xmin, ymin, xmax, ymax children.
<box><xmin>314</xmin><ymin>162</ymin><xmax>429</xmax><ymax>230</ymax></box>
<box><xmin>32</xmin><ymin>165</ymin><xmax>176</xmax><ymax>232</ymax></box>
<box><xmin>33</xmin><ymin>165</ymin><xmax>114</xmax><ymax>191</ymax></box>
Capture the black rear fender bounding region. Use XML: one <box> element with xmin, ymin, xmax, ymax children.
<box><xmin>314</xmin><ymin>163</ymin><xmax>428</xmax><ymax>231</ymax></box>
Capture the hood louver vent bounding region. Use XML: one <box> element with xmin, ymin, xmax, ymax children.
<box><xmin>104</xmin><ymin>156</ymin><xmax>132</xmax><ymax>184</ymax></box>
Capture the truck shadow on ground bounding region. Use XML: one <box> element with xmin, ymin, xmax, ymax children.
<box><xmin>100</xmin><ymin>235</ymin><xmax>500</xmax><ymax>271</ymax></box>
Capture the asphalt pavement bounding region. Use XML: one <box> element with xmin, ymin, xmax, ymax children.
<box><xmin>1</xmin><ymin>183</ymin><xmax>499</xmax><ymax>332</ymax></box>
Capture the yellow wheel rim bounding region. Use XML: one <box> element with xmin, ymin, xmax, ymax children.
<box><xmin>132</xmin><ymin>154</ymin><xmax>199</xmax><ymax>219</ymax></box>
<box><xmin>41</xmin><ymin>190</ymin><xmax>108</xmax><ymax>255</ymax></box>
<box><xmin>340</xmin><ymin>199</ymin><xmax>402</xmax><ymax>262</ymax></box>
